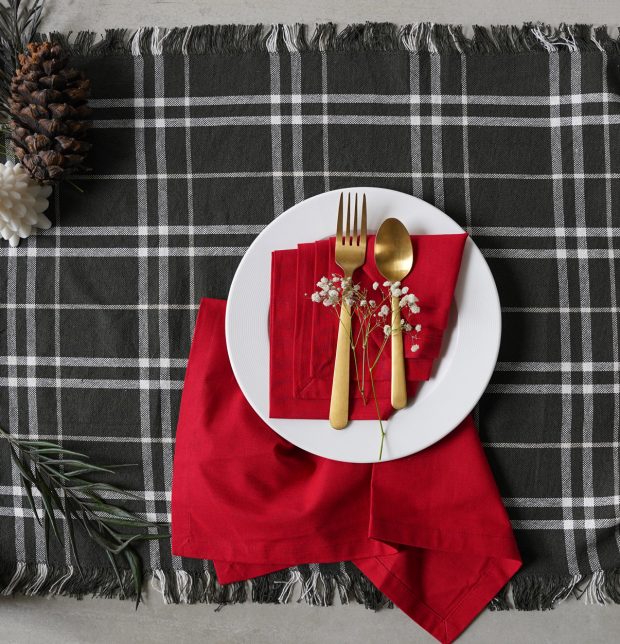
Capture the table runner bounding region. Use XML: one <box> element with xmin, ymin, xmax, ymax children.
<box><xmin>0</xmin><ymin>23</ymin><xmax>619</xmax><ymax>609</ymax></box>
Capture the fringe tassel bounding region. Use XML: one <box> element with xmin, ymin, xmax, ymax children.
<box><xmin>33</xmin><ymin>23</ymin><xmax>620</xmax><ymax>56</ymax></box>
<box><xmin>3</xmin><ymin>562</ymin><xmax>620</xmax><ymax>609</ymax></box>
<box><xmin>0</xmin><ymin>562</ymin><xmax>136</xmax><ymax>600</ymax></box>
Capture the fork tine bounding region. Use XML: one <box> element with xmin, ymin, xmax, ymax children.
<box><xmin>336</xmin><ymin>193</ymin><xmax>343</xmax><ymax>244</ymax></box>
<box><xmin>361</xmin><ymin>193</ymin><xmax>367</xmax><ymax>246</ymax></box>
<box><xmin>353</xmin><ymin>194</ymin><xmax>358</xmax><ymax>245</ymax></box>
<box><xmin>345</xmin><ymin>193</ymin><xmax>351</xmax><ymax>244</ymax></box>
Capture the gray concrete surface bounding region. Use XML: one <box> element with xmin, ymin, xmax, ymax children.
<box><xmin>42</xmin><ymin>0</ymin><xmax>620</xmax><ymax>32</ymax></box>
<box><xmin>2</xmin><ymin>1</ymin><xmax>620</xmax><ymax>643</ymax></box>
<box><xmin>1</xmin><ymin>590</ymin><xmax>619</xmax><ymax>644</ymax></box>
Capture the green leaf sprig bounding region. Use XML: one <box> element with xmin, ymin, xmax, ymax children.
<box><xmin>0</xmin><ymin>425</ymin><xmax>169</xmax><ymax>607</ymax></box>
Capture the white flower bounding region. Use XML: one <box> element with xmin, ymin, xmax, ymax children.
<box><xmin>322</xmin><ymin>298</ymin><xmax>332</xmax><ymax>307</ymax></box>
<box><xmin>401</xmin><ymin>286</ymin><xmax>409</xmax><ymax>295</ymax></box>
<box><xmin>399</xmin><ymin>293</ymin><xmax>420</xmax><ymax>313</ymax></box>
<box><xmin>411</xmin><ymin>344</ymin><xmax>420</xmax><ymax>353</ymax></box>
<box><xmin>368</xmin><ymin>300</ymin><xmax>376</xmax><ymax>307</ymax></box>
<box><xmin>383</xmin><ymin>324</ymin><xmax>392</xmax><ymax>336</ymax></box>
<box><xmin>392</xmin><ymin>281</ymin><xmax>401</xmax><ymax>288</ymax></box>
<box><xmin>332</xmin><ymin>275</ymin><xmax>340</xmax><ymax>282</ymax></box>
<box><xmin>378</xmin><ymin>304</ymin><xmax>390</xmax><ymax>318</ymax></box>
<box><xmin>383</xmin><ymin>280</ymin><xmax>391</xmax><ymax>287</ymax></box>
<box><xmin>372</xmin><ymin>282</ymin><xmax>379</xmax><ymax>290</ymax></box>
<box><xmin>415</xmin><ymin>324</ymin><xmax>422</xmax><ymax>332</ymax></box>
<box><xmin>360</xmin><ymin>300</ymin><xmax>367</xmax><ymax>307</ymax></box>
<box><xmin>317</xmin><ymin>277</ymin><xmax>328</xmax><ymax>287</ymax></box>
<box><xmin>328</xmin><ymin>289</ymin><xmax>338</xmax><ymax>298</ymax></box>
<box><xmin>353</xmin><ymin>284</ymin><xmax>360</xmax><ymax>291</ymax></box>
<box><xmin>311</xmin><ymin>292</ymin><xmax>322</xmax><ymax>303</ymax></box>
<box><xmin>392</xmin><ymin>287</ymin><xmax>402</xmax><ymax>297</ymax></box>
<box><xmin>404</xmin><ymin>323</ymin><xmax>412</xmax><ymax>332</ymax></box>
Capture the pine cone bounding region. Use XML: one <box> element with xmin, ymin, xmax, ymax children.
<box><xmin>9</xmin><ymin>42</ymin><xmax>92</xmax><ymax>183</ymax></box>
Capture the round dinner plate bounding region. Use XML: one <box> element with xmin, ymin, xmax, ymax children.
<box><xmin>226</xmin><ymin>187</ymin><xmax>501</xmax><ymax>463</ymax></box>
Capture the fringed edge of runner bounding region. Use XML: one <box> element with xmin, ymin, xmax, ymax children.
<box><xmin>3</xmin><ymin>561</ymin><xmax>620</xmax><ymax>609</ymax></box>
<box><xmin>32</xmin><ymin>23</ymin><xmax>620</xmax><ymax>56</ymax></box>
<box><xmin>489</xmin><ymin>568</ymin><xmax>620</xmax><ymax>610</ymax></box>
<box><xmin>0</xmin><ymin>561</ymin><xmax>392</xmax><ymax>609</ymax></box>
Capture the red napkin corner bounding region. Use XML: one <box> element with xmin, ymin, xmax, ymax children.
<box><xmin>270</xmin><ymin>233</ymin><xmax>467</xmax><ymax>420</ymax></box>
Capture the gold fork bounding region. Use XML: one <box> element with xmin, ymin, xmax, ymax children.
<box><xmin>329</xmin><ymin>192</ymin><xmax>367</xmax><ymax>430</ymax></box>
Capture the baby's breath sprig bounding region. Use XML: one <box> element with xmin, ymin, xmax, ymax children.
<box><xmin>310</xmin><ymin>277</ymin><xmax>422</xmax><ymax>459</ymax></box>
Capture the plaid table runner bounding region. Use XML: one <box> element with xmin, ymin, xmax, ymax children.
<box><xmin>1</xmin><ymin>23</ymin><xmax>620</xmax><ymax>609</ymax></box>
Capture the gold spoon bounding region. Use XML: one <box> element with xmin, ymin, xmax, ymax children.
<box><xmin>375</xmin><ymin>218</ymin><xmax>414</xmax><ymax>410</ymax></box>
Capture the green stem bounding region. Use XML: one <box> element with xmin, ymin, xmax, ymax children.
<box><xmin>368</xmin><ymin>362</ymin><xmax>386</xmax><ymax>461</ymax></box>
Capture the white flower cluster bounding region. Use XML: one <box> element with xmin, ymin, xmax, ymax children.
<box><xmin>311</xmin><ymin>275</ymin><xmax>356</xmax><ymax>308</ymax></box>
<box><xmin>310</xmin><ymin>277</ymin><xmax>423</xmax><ymax>351</ymax></box>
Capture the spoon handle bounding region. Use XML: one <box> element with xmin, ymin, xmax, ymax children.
<box><xmin>391</xmin><ymin>295</ymin><xmax>407</xmax><ymax>410</ymax></box>
<box><xmin>329</xmin><ymin>300</ymin><xmax>352</xmax><ymax>429</ymax></box>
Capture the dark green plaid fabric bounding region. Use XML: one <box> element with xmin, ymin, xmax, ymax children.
<box><xmin>1</xmin><ymin>24</ymin><xmax>620</xmax><ymax>607</ymax></box>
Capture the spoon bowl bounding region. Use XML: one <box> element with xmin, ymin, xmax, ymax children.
<box><xmin>375</xmin><ymin>218</ymin><xmax>414</xmax><ymax>282</ymax></box>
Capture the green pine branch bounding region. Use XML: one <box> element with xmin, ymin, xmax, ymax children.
<box><xmin>0</xmin><ymin>425</ymin><xmax>169</xmax><ymax>608</ymax></box>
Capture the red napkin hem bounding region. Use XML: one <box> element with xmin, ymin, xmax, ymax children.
<box><xmin>355</xmin><ymin>556</ymin><xmax>521</xmax><ymax>644</ymax></box>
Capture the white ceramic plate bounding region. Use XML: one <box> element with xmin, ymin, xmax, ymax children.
<box><xmin>226</xmin><ymin>188</ymin><xmax>501</xmax><ymax>463</ymax></box>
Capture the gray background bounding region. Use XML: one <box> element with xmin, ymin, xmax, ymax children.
<box><xmin>3</xmin><ymin>1</ymin><xmax>620</xmax><ymax>642</ymax></box>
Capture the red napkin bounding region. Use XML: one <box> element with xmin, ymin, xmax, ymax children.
<box><xmin>171</xmin><ymin>299</ymin><xmax>521</xmax><ymax>644</ymax></box>
<box><xmin>271</xmin><ymin>234</ymin><xmax>468</xmax><ymax>420</ymax></box>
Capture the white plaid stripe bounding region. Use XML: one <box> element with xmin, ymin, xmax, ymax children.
<box><xmin>460</xmin><ymin>54</ymin><xmax>472</xmax><ymax>233</ymax></box>
<box><xmin>485</xmin><ymin>442</ymin><xmax>620</xmax><ymax>449</ymax></box>
<box><xmin>71</xmin><ymin>172</ymin><xmax>620</xmax><ymax>180</ymax></box>
<box><xmin>6</xmin><ymin>224</ymin><xmax>620</xmax><ymax>238</ymax></box>
<box><xmin>513</xmin><ymin>519</ymin><xmax>619</xmax><ymax>530</ymax></box>
<box><xmin>291</xmin><ymin>51</ymin><xmax>305</xmax><ymax>203</ymax></box>
<box><xmin>548</xmin><ymin>52</ymin><xmax>578</xmax><ymax>574</ymax></box>
<box><xmin>430</xmin><ymin>54</ymin><xmax>444</xmax><ymax>211</ymax></box>
<box><xmin>571</xmin><ymin>52</ymin><xmax>601</xmax><ymax>571</ymax></box>
<box><xmin>184</xmin><ymin>56</ymin><xmax>197</xmax><ymax>332</ymax></box>
<box><xmin>486</xmin><ymin>384</ymin><xmax>620</xmax><ymax>394</ymax></box>
<box><xmin>321</xmin><ymin>52</ymin><xmax>330</xmax><ymax>192</ymax></box>
<box><xmin>6</xmin><ymin>245</ymin><xmax>24</xmax><ymax>562</ymax></box>
<box><xmin>409</xmin><ymin>54</ymin><xmax>423</xmax><ymax>198</ymax></box>
<box><xmin>270</xmin><ymin>53</ymin><xmax>284</xmax><ymax>218</ymax></box>
<box><xmin>89</xmin><ymin>114</ymin><xmax>620</xmax><ymax>128</ymax></box>
<box><xmin>155</xmin><ymin>54</ymin><xmax>178</xmax><ymax>555</ymax></box>
<box><xmin>8</xmin><ymin>246</ymin><xmax>620</xmax><ymax>259</ymax></box>
<box><xmin>88</xmin><ymin>91</ymin><xmax>620</xmax><ymax>108</ymax></box>
<box><xmin>134</xmin><ymin>53</ymin><xmax>160</xmax><ymax>562</ymax></box>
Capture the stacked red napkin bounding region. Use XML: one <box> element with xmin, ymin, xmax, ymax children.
<box><xmin>171</xmin><ymin>299</ymin><xmax>521</xmax><ymax>644</ymax></box>
<box><xmin>270</xmin><ymin>234</ymin><xmax>468</xmax><ymax>420</ymax></box>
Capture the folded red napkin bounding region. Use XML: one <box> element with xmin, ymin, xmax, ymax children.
<box><xmin>271</xmin><ymin>234</ymin><xmax>468</xmax><ymax>420</ymax></box>
<box><xmin>172</xmin><ymin>299</ymin><xmax>521</xmax><ymax>644</ymax></box>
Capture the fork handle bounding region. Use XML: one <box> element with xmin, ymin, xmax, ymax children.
<box><xmin>329</xmin><ymin>300</ymin><xmax>352</xmax><ymax>430</ymax></box>
<box><xmin>391</xmin><ymin>296</ymin><xmax>407</xmax><ymax>410</ymax></box>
